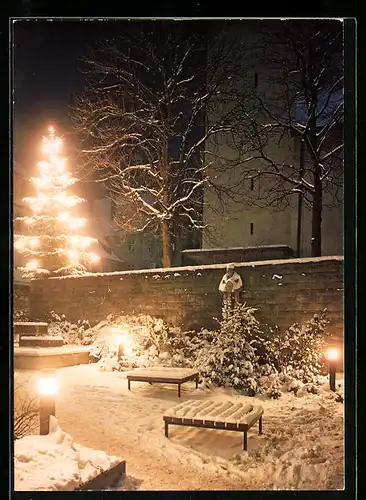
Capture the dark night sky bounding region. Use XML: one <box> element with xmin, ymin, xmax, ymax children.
<box><xmin>12</xmin><ymin>19</ymin><xmax>209</xmax><ymax>172</ymax></box>
<box><xmin>13</xmin><ymin>20</ymin><xmax>114</xmax><ymax>164</ymax></box>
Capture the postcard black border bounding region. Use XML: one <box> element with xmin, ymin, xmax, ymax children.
<box><xmin>5</xmin><ymin>4</ymin><xmax>358</xmax><ymax>500</ymax></box>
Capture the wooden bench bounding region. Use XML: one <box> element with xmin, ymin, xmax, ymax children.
<box><xmin>127</xmin><ymin>368</ymin><xmax>199</xmax><ymax>397</ymax></box>
<box><xmin>163</xmin><ymin>399</ymin><xmax>263</xmax><ymax>450</ymax></box>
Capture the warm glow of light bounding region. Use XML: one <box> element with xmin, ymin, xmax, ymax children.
<box><xmin>15</xmin><ymin>238</ymin><xmax>26</xmax><ymax>250</ymax></box>
<box><xmin>326</xmin><ymin>348</ymin><xmax>340</xmax><ymax>361</ymax></box>
<box><xmin>17</xmin><ymin>126</ymin><xmax>98</xmax><ymax>279</ymax></box>
<box><xmin>89</xmin><ymin>253</ymin><xmax>100</xmax><ymax>263</ymax></box>
<box><xmin>29</xmin><ymin>238</ymin><xmax>40</xmax><ymax>248</ymax></box>
<box><xmin>124</xmin><ymin>346</ymin><xmax>134</xmax><ymax>356</ymax></box>
<box><xmin>115</xmin><ymin>334</ymin><xmax>126</xmax><ymax>345</ymax></box>
<box><xmin>56</xmin><ymin>159</ymin><xmax>66</xmax><ymax>171</ymax></box>
<box><xmin>25</xmin><ymin>260</ymin><xmax>39</xmax><ymax>271</ymax></box>
<box><xmin>24</xmin><ymin>217</ymin><xmax>35</xmax><ymax>225</ymax></box>
<box><xmin>69</xmin><ymin>218</ymin><xmax>86</xmax><ymax>230</ymax></box>
<box><xmin>42</xmin><ymin>135</ymin><xmax>63</xmax><ymax>156</ymax></box>
<box><xmin>58</xmin><ymin>212</ymin><xmax>71</xmax><ymax>223</ymax></box>
<box><xmin>53</xmin><ymin>192</ymin><xmax>79</xmax><ymax>207</ymax></box>
<box><xmin>31</xmin><ymin>176</ymin><xmax>50</xmax><ymax>188</ymax></box>
<box><xmin>114</xmin><ymin>329</ymin><xmax>134</xmax><ymax>356</ymax></box>
<box><xmin>66</xmin><ymin>249</ymin><xmax>80</xmax><ymax>263</ymax></box>
<box><xmin>70</xmin><ymin>236</ymin><xmax>96</xmax><ymax>250</ymax></box>
<box><xmin>37</xmin><ymin>375</ymin><xmax>59</xmax><ymax>396</ymax></box>
<box><xmin>37</xmin><ymin>161</ymin><xmax>49</xmax><ymax>172</ymax></box>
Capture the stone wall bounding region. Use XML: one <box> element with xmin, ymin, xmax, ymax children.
<box><xmin>181</xmin><ymin>245</ymin><xmax>294</xmax><ymax>266</ymax></box>
<box><xmin>14</xmin><ymin>282</ymin><xmax>31</xmax><ymax>319</ymax></box>
<box><xmin>29</xmin><ymin>257</ymin><xmax>344</xmax><ymax>345</ymax></box>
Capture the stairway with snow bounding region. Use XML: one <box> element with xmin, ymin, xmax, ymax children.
<box><xmin>14</xmin><ymin>322</ymin><xmax>91</xmax><ymax>370</ymax></box>
<box><xmin>15</xmin><ymin>322</ymin><xmax>64</xmax><ymax>347</ymax></box>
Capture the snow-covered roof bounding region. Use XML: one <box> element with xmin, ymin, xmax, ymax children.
<box><xmin>95</xmin><ymin>240</ymin><xmax>123</xmax><ymax>263</ymax></box>
<box><xmin>87</xmin><ymin>216</ymin><xmax>124</xmax><ymax>263</ymax></box>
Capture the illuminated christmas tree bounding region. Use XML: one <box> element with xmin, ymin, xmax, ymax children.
<box><xmin>14</xmin><ymin>126</ymin><xmax>100</xmax><ymax>278</ymax></box>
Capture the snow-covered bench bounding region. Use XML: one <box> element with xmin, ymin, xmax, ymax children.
<box><xmin>163</xmin><ymin>399</ymin><xmax>263</xmax><ymax>450</ymax></box>
<box><xmin>127</xmin><ymin>367</ymin><xmax>199</xmax><ymax>397</ymax></box>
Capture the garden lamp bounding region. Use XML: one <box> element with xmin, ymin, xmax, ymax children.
<box><xmin>326</xmin><ymin>347</ymin><xmax>340</xmax><ymax>392</ymax></box>
<box><xmin>37</xmin><ymin>368</ymin><xmax>59</xmax><ymax>435</ymax></box>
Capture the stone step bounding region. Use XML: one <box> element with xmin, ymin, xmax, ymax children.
<box><xmin>14</xmin><ymin>322</ymin><xmax>48</xmax><ymax>336</ymax></box>
<box><xmin>19</xmin><ymin>336</ymin><xmax>64</xmax><ymax>348</ymax></box>
<box><xmin>14</xmin><ymin>346</ymin><xmax>91</xmax><ymax>370</ymax></box>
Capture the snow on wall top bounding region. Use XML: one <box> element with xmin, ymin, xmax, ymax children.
<box><xmin>33</xmin><ymin>255</ymin><xmax>343</xmax><ymax>281</ymax></box>
<box><xmin>181</xmin><ymin>244</ymin><xmax>293</xmax><ymax>253</ymax></box>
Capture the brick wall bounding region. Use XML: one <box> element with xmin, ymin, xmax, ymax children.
<box><xmin>29</xmin><ymin>256</ymin><xmax>343</xmax><ymax>343</ymax></box>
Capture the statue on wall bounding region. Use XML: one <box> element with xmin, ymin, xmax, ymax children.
<box><xmin>219</xmin><ymin>263</ymin><xmax>243</xmax><ymax>315</ymax></box>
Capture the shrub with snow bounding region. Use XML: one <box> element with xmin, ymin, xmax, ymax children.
<box><xmin>47</xmin><ymin>311</ymin><xmax>93</xmax><ymax>345</ymax></box>
<box><xmin>50</xmin><ymin>305</ymin><xmax>333</xmax><ymax>398</ymax></box>
<box><xmin>187</xmin><ymin>305</ymin><xmax>331</xmax><ymax>398</ymax></box>
<box><xmin>14</xmin><ymin>308</ymin><xmax>29</xmax><ymax>322</ymax></box>
<box><xmin>270</xmin><ymin>310</ymin><xmax>330</xmax><ymax>383</ymax></box>
<box><xmin>86</xmin><ymin>313</ymin><xmax>189</xmax><ymax>371</ymax></box>
<box><xmin>192</xmin><ymin>304</ymin><xmax>265</xmax><ymax>395</ymax></box>
<box><xmin>14</xmin><ymin>375</ymin><xmax>39</xmax><ymax>440</ymax></box>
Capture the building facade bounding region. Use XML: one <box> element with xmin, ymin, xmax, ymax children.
<box><xmin>86</xmin><ymin>198</ymin><xmax>162</xmax><ymax>271</ymax></box>
<box><xmin>202</xmin><ymin>22</ymin><xmax>343</xmax><ymax>258</ymax></box>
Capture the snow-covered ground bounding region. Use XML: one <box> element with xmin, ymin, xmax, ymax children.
<box><xmin>14</xmin><ymin>365</ymin><xmax>344</xmax><ymax>490</ymax></box>
<box><xmin>15</xmin><ymin>415</ymin><xmax>122</xmax><ymax>491</ymax></box>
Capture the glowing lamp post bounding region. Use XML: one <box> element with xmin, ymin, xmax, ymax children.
<box><xmin>114</xmin><ymin>330</ymin><xmax>134</xmax><ymax>360</ymax></box>
<box><xmin>116</xmin><ymin>335</ymin><xmax>125</xmax><ymax>360</ymax></box>
<box><xmin>37</xmin><ymin>369</ymin><xmax>59</xmax><ymax>435</ymax></box>
<box><xmin>326</xmin><ymin>348</ymin><xmax>340</xmax><ymax>392</ymax></box>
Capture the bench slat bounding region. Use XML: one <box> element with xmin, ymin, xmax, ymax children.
<box><xmin>203</xmin><ymin>401</ymin><xmax>233</xmax><ymax>420</ymax></box>
<box><xmin>216</xmin><ymin>402</ymin><xmax>243</xmax><ymax>420</ymax></box>
<box><xmin>230</xmin><ymin>404</ymin><xmax>253</xmax><ymax>421</ymax></box>
<box><xmin>168</xmin><ymin>400</ymin><xmax>200</xmax><ymax>417</ymax></box>
<box><xmin>194</xmin><ymin>401</ymin><xmax>220</xmax><ymax>420</ymax></box>
<box><xmin>182</xmin><ymin>400</ymin><xmax>216</xmax><ymax>418</ymax></box>
<box><xmin>241</xmin><ymin>406</ymin><xmax>263</xmax><ymax>425</ymax></box>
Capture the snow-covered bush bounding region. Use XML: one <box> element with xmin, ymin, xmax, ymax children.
<box><xmin>85</xmin><ymin>313</ymin><xmax>190</xmax><ymax>371</ymax></box>
<box><xmin>111</xmin><ymin>314</ymin><xmax>182</xmax><ymax>356</ymax></box>
<box><xmin>14</xmin><ymin>376</ymin><xmax>39</xmax><ymax>440</ymax></box>
<box><xmin>192</xmin><ymin>304</ymin><xmax>264</xmax><ymax>394</ymax></box>
<box><xmin>186</xmin><ymin>305</ymin><xmax>331</xmax><ymax>397</ymax></box>
<box><xmin>13</xmin><ymin>308</ymin><xmax>29</xmax><ymax>322</ymax></box>
<box><xmin>271</xmin><ymin>310</ymin><xmax>330</xmax><ymax>383</ymax></box>
<box><xmin>47</xmin><ymin>311</ymin><xmax>93</xmax><ymax>345</ymax></box>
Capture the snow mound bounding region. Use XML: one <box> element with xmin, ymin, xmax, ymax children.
<box><xmin>14</xmin><ymin>416</ymin><xmax>122</xmax><ymax>491</ymax></box>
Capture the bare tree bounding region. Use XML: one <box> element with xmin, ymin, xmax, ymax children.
<box><xmin>14</xmin><ymin>377</ymin><xmax>39</xmax><ymax>440</ymax></box>
<box><xmin>220</xmin><ymin>20</ymin><xmax>344</xmax><ymax>257</ymax></box>
<box><xmin>71</xmin><ymin>23</ymin><xmax>238</xmax><ymax>267</ymax></box>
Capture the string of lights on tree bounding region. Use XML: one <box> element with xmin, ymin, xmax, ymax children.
<box><xmin>14</xmin><ymin>126</ymin><xmax>100</xmax><ymax>278</ymax></box>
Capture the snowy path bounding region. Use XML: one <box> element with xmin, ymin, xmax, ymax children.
<box><xmin>16</xmin><ymin>365</ymin><xmax>344</xmax><ymax>490</ymax></box>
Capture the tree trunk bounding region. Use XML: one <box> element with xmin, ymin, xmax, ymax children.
<box><xmin>161</xmin><ymin>220</ymin><xmax>173</xmax><ymax>268</ymax></box>
<box><xmin>311</xmin><ymin>173</ymin><xmax>322</xmax><ymax>257</ymax></box>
